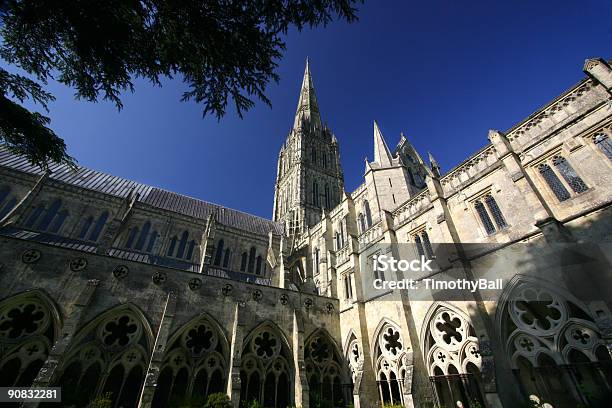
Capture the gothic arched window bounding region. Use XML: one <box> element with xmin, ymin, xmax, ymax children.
<box><xmin>538</xmin><ymin>163</ymin><xmax>570</xmax><ymax>201</ymax></box>
<box><xmin>166</xmin><ymin>236</ymin><xmax>177</xmax><ymax>256</ymax></box>
<box><xmin>502</xmin><ymin>282</ymin><xmax>612</xmax><ymax>407</ymax></box>
<box><xmin>49</xmin><ymin>209</ymin><xmax>68</xmax><ymax>233</ymax></box>
<box><xmin>240</xmin><ymin>252</ymin><xmax>248</xmax><ymax>272</ymax></box>
<box><xmin>485</xmin><ymin>195</ymin><xmax>507</xmax><ymax>229</ymax></box>
<box><xmin>214</xmin><ymin>240</ymin><xmax>225</xmax><ymax>266</ymax></box>
<box><xmin>25</xmin><ymin>205</ymin><xmax>44</xmax><ymax>228</ymax></box>
<box><xmin>89</xmin><ymin>211</ymin><xmax>109</xmax><ymax>242</ymax></box>
<box><xmin>305</xmin><ymin>331</ymin><xmax>349</xmax><ymax>407</ymax></box>
<box><xmin>186</xmin><ymin>240</ymin><xmax>196</xmax><ymax>261</ymax></box>
<box><xmin>313</xmin><ymin>181</ymin><xmax>319</xmax><ymax>207</ymax></box>
<box><xmin>135</xmin><ymin>221</ymin><xmax>151</xmax><ymax>251</ymax></box>
<box><xmin>593</xmin><ymin>132</ymin><xmax>612</xmax><ymax>160</ymax></box>
<box><xmin>325</xmin><ymin>184</ymin><xmax>331</xmax><ymax>209</ymax></box>
<box><xmin>473</xmin><ymin>194</ymin><xmax>507</xmax><ymax>236</ymax></box>
<box><xmin>425</xmin><ymin>307</ymin><xmax>484</xmax><ymax>407</ymax></box>
<box><xmin>79</xmin><ymin>216</ymin><xmax>94</xmax><ymax>239</ymax></box>
<box><xmin>248</xmin><ymin>247</ymin><xmax>256</xmax><ymax>274</ymax></box>
<box><xmin>240</xmin><ymin>325</ymin><xmax>293</xmax><ymax>408</ymax></box>
<box><xmin>223</xmin><ymin>248</ymin><xmax>231</xmax><ymax>268</ymax></box>
<box><xmin>126</xmin><ymin>227</ymin><xmax>139</xmax><ymax>249</ymax></box>
<box><xmin>152</xmin><ymin>316</ymin><xmax>228</xmax><ymax>407</ymax></box>
<box><xmin>475</xmin><ymin>200</ymin><xmax>495</xmax><ymax>235</ymax></box>
<box><xmin>552</xmin><ymin>156</ymin><xmax>588</xmax><ymax>194</ymax></box>
<box><xmin>38</xmin><ymin>199</ymin><xmax>62</xmax><ymax>231</ymax></box>
<box><xmin>0</xmin><ymin>292</ymin><xmax>58</xmax><ymax>389</ymax></box>
<box><xmin>176</xmin><ymin>231</ymin><xmax>189</xmax><ymax>259</ymax></box>
<box><xmin>256</xmin><ymin>255</ymin><xmax>263</xmax><ymax>275</ymax></box>
<box><xmin>358</xmin><ymin>213</ymin><xmax>365</xmax><ymax>234</ymax></box>
<box><xmin>55</xmin><ymin>306</ymin><xmax>151</xmax><ymax>408</ymax></box>
<box><xmin>146</xmin><ymin>231</ymin><xmax>158</xmax><ymax>253</ymax></box>
<box><xmin>363</xmin><ymin>201</ymin><xmax>372</xmax><ymax>228</ymax></box>
<box><xmin>374</xmin><ymin>322</ymin><xmax>408</xmax><ymax>407</ymax></box>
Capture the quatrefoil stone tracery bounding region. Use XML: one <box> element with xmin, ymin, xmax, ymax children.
<box><xmin>431</xmin><ymin>310</ymin><xmax>466</xmax><ymax>352</ymax></box>
<box><xmin>181</xmin><ymin>323</ymin><xmax>217</xmax><ymax>356</ymax></box>
<box><xmin>510</xmin><ymin>287</ymin><xmax>566</xmax><ymax>336</ymax></box>
<box><xmin>565</xmin><ymin>324</ymin><xmax>596</xmax><ymax>349</ymax></box>
<box><xmin>252</xmin><ymin>330</ymin><xmax>280</xmax><ymax>360</ymax></box>
<box><xmin>379</xmin><ymin>326</ymin><xmax>404</xmax><ymax>360</ymax></box>
<box><xmin>307</xmin><ymin>336</ymin><xmax>331</xmax><ymax>365</ymax></box>
<box><xmin>0</xmin><ymin>301</ymin><xmax>50</xmax><ymax>339</ymax></box>
<box><xmin>98</xmin><ymin>314</ymin><xmax>141</xmax><ymax>350</ymax></box>
<box><xmin>514</xmin><ymin>334</ymin><xmax>538</xmax><ymax>356</ymax></box>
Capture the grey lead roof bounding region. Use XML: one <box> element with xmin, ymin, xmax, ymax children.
<box><xmin>0</xmin><ymin>147</ymin><xmax>283</xmax><ymax>236</ymax></box>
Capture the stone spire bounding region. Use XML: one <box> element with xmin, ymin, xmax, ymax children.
<box><xmin>373</xmin><ymin>120</ymin><xmax>393</xmax><ymax>167</ymax></box>
<box><xmin>293</xmin><ymin>58</ymin><xmax>322</xmax><ymax>131</ymax></box>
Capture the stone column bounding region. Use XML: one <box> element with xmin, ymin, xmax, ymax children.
<box><xmin>138</xmin><ymin>291</ymin><xmax>177</xmax><ymax>408</ymax></box>
<box><xmin>292</xmin><ymin>310</ymin><xmax>309</xmax><ymax>408</ymax></box>
<box><xmin>23</xmin><ymin>279</ymin><xmax>100</xmax><ymax>408</ymax></box>
<box><xmin>351</xmin><ymin>304</ymin><xmax>381</xmax><ymax>408</ymax></box>
<box><xmin>227</xmin><ymin>302</ymin><xmax>247</xmax><ymax>407</ymax></box>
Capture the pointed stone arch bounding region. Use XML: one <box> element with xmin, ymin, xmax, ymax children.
<box><xmin>304</xmin><ymin>328</ymin><xmax>350</xmax><ymax>407</ymax></box>
<box><xmin>54</xmin><ymin>303</ymin><xmax>154</xmax><ymax>408</ymax></box>
<box><xmin>343</xmin><ymin>330</ymin><xmax>360</xmax><ymax>384</ymax></box>
<box><xmin>495</xmin><ymin>274</ymin><xmax>611</xmax><ymax>406</ymax></box>
<box><xmin>420</xmin><ymin>301</ymin><xmax>485</xmax><ymax>407</ymax></box>
<box><xmin>151</xmin><ymin>312</ymin><xmax>231</xmax><ymax>408</ymax></box>
<box><xmin>0</xmin><ymin>289</ymin><xmax>62</xmax><ymax>388</ymax></box>
<box><xmin>239</xmin><ymin>321</ymin><xmax>294</xmax><ymax>408</ymax></box>
<box><xmin>370</xmin><ymin>318</ymin><xmax>409</xmax><ymax>406</ymax></box>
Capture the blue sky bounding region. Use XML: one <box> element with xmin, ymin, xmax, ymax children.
<box><xmin>11</xmin><ymin>0</ymin><xmax>612</xmax><ymax>219</ymax></box>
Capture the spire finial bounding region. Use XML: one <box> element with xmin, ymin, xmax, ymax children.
<box><xmin>293</xmin><ymin>59</ymin><xmax>321</xmax><ymax>131</ymax></box>
<box><xmin>373</xmin><ymin>120</ymin><xmax>393</xmax><ymax>167</ymax></box>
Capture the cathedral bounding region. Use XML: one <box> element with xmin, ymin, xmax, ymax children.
<box><xmin>0</xmin><ymin>57</ymin><xmax>611</xmax><ymax>408</ymax></box>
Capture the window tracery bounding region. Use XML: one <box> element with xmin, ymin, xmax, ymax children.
<box><xmin>374</xmin><ymin>322</ymin><xmax>408</xmax><ymax>407</ymax></box>
<box><xmin>55</xmin><ymin>307</ymin><xmax>150</xmax><ymax>408</ymax></box>
<box><xmin>152</xmin><ymin>316</ymin><xmax>227</xmax><ymax>407</ymax></box>
<box><xmin>0</xmin><ymin>294</ymin><xmax>56</xmax><ymax>389</ymax></box>
<box><xmin>424</xmin><ymin>307</ymin><xmax>484</xmax><ymax>407</ymax></box>
<box><xmin>239</xmin><ymin>325</ymin><xmax>291</xmax><ymax>408</ymax></box>
<box><xmin>503</xmin><ymin>282</ymin><xmax>612</xmax><ymax>406</ymax></box>
<box><xmin>305</xmin><ymin>331</ymin><xmax>349</xmax><ymax>407</ymax></box>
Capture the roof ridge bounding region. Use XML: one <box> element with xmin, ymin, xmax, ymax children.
<box><xmin>0</xmin><ymin>145</ymin><xmax>283</xmax><ymax>235</ymax></box>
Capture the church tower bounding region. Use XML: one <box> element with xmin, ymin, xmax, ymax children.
<box><xmin>273</xmin><ymin>60</ymin><xmax>344</xmax><ymax>235</ymax></box>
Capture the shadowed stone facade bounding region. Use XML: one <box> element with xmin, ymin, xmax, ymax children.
<box><xmin>0</xmin><ymin>58</ymin><xmax>611</xmax><ymax>408</ymax></box>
